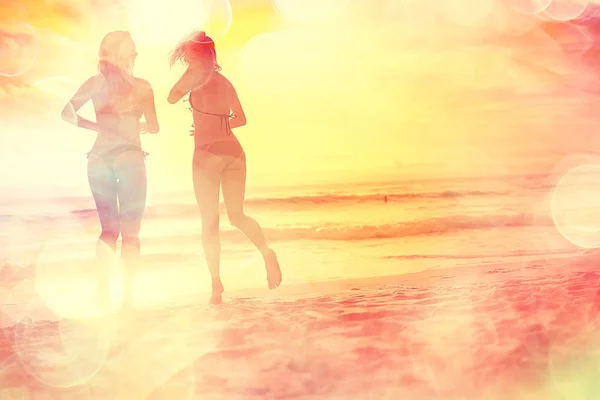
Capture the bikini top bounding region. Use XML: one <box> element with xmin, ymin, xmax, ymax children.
<box><xmin>188</xmin><ymin>92</ymin><xmax>235</xmax><ymax>136</ymax></box>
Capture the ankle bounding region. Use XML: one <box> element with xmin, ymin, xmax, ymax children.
<box><xmin>261</xmin><ymin>247</ymin><xmax>274</xmax><ymax>259</ymax></box>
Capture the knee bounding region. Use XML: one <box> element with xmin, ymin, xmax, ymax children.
<box><xmin>202</xmin><ymin>215</ymin><xmax>220</xmax><ymax>239</ymax></box>
<box><xmin>120</xmin><ymin>200</ymin><xmax>146</xmax><ymax>218</ymax></box>
<box><xmin>227</xmin><ymin>211</ymin><xmax>246</xmax><ymax>228</ymax></box>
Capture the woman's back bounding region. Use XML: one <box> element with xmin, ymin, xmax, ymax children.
<box><xmin>190</xmin><ymin>72</ymin><xmax>237</xmax><ymax>145</ymax></box>
<box><xmin>89</xmin><ymin>74</ymin><xmax>151</xmax><ymax>152</ymax></box>
<box><xmin>167</xmin><ymin>30</ymin><xmax>281</xmax><ymax>305</ymax></box>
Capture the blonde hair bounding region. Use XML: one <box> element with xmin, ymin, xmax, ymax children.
<box><xmin>98</xmin><ymin>31</ymin><xmax>136</xmax><ymax>96</ymax></box>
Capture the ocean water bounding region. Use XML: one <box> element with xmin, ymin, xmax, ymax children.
<box><xmin>2</xmin><ymin>161</ymin><xmax>600</xmax><ymax>400</ymax></box>
<box><xmin>0</xmin><ymin>170</ymin><xmax>587</xmax><ymax>308</ymax></box>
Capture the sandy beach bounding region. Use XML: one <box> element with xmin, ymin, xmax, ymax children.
<box><xmin>0</xmin><ymin>250</ymin><xmax>599</xmax><ymax>400</ymax></box>
<box><xmin>4</xmin><ymin>1</ymin><xmax>600</xmax><ymax>399</ymax></box>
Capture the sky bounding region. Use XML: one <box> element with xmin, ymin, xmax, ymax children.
<box><xmin>2</xmin><ymin>0</ymin><xmax>600</xmax><ymax>201</ymax></box>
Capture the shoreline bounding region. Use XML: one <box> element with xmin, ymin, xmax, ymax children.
<box><xmin>0</xmin><ymin>250</ymin><xmax>598</xmax><ymax>398</ymax></box>
<box><xmin>224</xmin><ymin>249</ymin><xmax>598</xmax><ymax>300</ymax></box>
<box><xmin>1</xmin><ymin>249</ymin><xmax>594</xmax><ymax>309</ymax></box>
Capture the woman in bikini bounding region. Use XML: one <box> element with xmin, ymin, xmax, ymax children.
<box><xmin>168</xmin><ymin>31</ymin><xmax>281</xmax><ymax>305</ymax></box>
<box><xmin>61</xmin><ymin>31</ymin><xmax>159</xmax><ymax>309</ymax></box>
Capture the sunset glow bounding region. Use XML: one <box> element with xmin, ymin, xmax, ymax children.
<box><xmin>3</xmin><ymin>0</ymin><xmax>600</xmax><ymax>399</ymax></box>
<box><xmin>3</xmin><ymin>0</ymin><xmax>597</xmax><ymax>198</ymax></box>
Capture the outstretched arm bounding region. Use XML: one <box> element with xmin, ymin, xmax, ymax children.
<box><xmin>229</xmin><ymin>84</ymin><xmax>246</xmax><ymax>129</ymax></box>
<box><xmin>61</xmin><ymin>77</ymin><xmax>99</xmax><ymax>131</ymax></box>
<box><xmin>140</xmin><ymin>81</ymin><xmax>159</xmax><ymax>134</ymax></box>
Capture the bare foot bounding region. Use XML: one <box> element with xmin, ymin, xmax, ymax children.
<box><xmin>209</xmin><ymin>280</ymin><xmax>224</xmax><ymax>305</ymax></box>
<box><xmin>264</xmin><ymin>250</ymin><xmax>282</xmax><ymax>289</ymax></box>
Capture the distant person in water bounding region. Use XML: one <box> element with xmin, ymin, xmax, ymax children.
<box><xmin>61</xmin><ymin>31</ymin><xmax>159</xmax><ymax>309</ymax></box>
<box><xmin>167</xmin><ymin>31</ymin><xmax>281</xmax><ymax>305</ymax></box>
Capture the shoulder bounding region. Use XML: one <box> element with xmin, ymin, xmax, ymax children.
<box><xmin>133</xmin><ymin>77</ymin><xmax>155</xmax><ymax>98</ymax></box>
<box><xmin>216</xmin><ymin>73</ymin><xmax>236</xmax><ymax>93</ymax></box>
<box><xmin>216</xmin><ymin>73</ymin><xmax>232</xmax><ymax>86</ymax></box>
<box><xmin>134</xmin><ymin>77</ymin><xmax>153</xmax><ymax>91</ymax></box>
<box><xmin>81</xmin><ymin>74</ymin><xmax>102</xmax><ymax>92</ymax></box>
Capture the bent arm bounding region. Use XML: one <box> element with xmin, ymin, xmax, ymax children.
<box><xmin>61</xmin><ymin>77</ymin><xmax>99</xmax><ymax>132</ymax></box>
<box><xmin>167</xmin><ymin>67</ymin><xmax>193</xmax><ymax>104</ymax></box>
<box><xmin>229</xmin><ymin>84</ymin><xmax>246</xmax><ymax>129</ymax></box>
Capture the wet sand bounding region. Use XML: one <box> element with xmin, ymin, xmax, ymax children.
<box><xmin>0</xmin><ymin>252</ymin><xmax>599</xmax><ymax>399</ymax></box>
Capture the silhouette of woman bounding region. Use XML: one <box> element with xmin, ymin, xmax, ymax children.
<box><xmin>61</xmin><ymin>31</ymin><xmax>159</xmax><ymax>309</ymax></box>
<box><xmin>168</xmin><ymin>31</ymin><xmax>281</xmax><ymax>305</ymax></box>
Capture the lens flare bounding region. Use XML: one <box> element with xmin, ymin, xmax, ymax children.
<box><xmin>544</xmin><ymin>0</ymin><xmax>591</xmax><ymax>21</ymax></box>
<box><xmin>238</xmin><ymin>31</ymin><xmax>339</xmax><ymax>95</ymax></box>
<box><xmin>0</xmin><ymin>20</ymin><xmax>38</xmax><ymax>77</ymax></box>
<box><xmin>0</xmin><ymin>279</ymin><xmax>35</xmax><ymax>332</ymax></box>
<box><xmin>504</xmin><ymin>0</ymin><xmax>553</xmax><ymax>14</ymax></box>
<box><xmin>34</xmin><ymin>207</ymin><xmax>124</xmax><ymax>318</ymax></box>
<box><xmin>89</xmin><ymin>1</ymin><xmax>130</xmax><ymax>40</ymax></box>
<box><xmin>13</xmin><ymin>301</ymin><xmax>115</xmax><ymax>388</ymax></box>
<box><xmin>496</xmin><ymin>5</ymin><xmax>538</xmax><ymax>37</ymax></box>
<box><xmin>481</xmin><ymin>0</ymin><xmax>510</xmax><ymax>39</ymax></box>
<box><xmin>108</xmin><ymin>308</ymin><xmax>219</xmax><ymax>399</ymax></box>
<box><xmin>197</xmin><ymin>0</ymin><xmax>233</xmax><ymax>41</ymax></box>
<box><xmin>526</xmin><ymin>201</ymin><xmax>572</xmax><ymax>260</ymax></box>
<box><xmin>548</xmin><ymin>342</ymin><xmax>600</xmax><ymax>399</ymax></box>
<box><xmin>35</xmin><ymin>244</ymin><xmax>124</xmax><ymax>319</ymax></box>
<box><xmin>271</xmin><ymin>0</ymin><xmax>350</xmax><ymax>24</ymax></box>
<box><xmin>441</xmin><ymin>0</ymin><xmax>495</xmax><ymax>29</ymax></box>
<box><xmin>551</xmin><ymin>164</ymin><xmax>600</xmax><ymax>248</ymax></box>
<box><xmin>385</xmin><ymin>0</ymin><xmax>438</xmax><ymax>44</ymax></box>
<box><xmin>127</xmin><ymin>0</ymin><xmax>232</xmax><ymax>47</ymax></box>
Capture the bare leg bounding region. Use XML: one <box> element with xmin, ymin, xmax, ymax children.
<box><xmin>193</xmin><ymin>150</ymin><xmax>224</xmax><ymax>304</ymax></box>
<box><xmin>114</xmin><ymin>151</ymin><xmax>147</xmax><ymax>310</ymax></box>
<box><xmin>88</xmin><ymin>156</ymin><xmax>120</xmax><ymax>309</ymax></box>
<box><xmin>221</xmin><ymin>157</ymin><xmax>282</xmax><ymax>289</ymax></box>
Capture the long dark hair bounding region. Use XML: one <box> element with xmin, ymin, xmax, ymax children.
<box><xmin>169</xmin><ymin>31</ymin><xmax>221</xmax><ymax>71</ymax></box>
